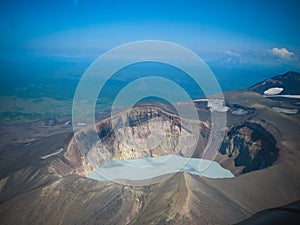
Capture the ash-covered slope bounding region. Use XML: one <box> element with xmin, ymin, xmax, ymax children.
<box><xmin>1</xmin><ymin>162</ymin><xmax>300</xmax><ymax>225</ymax></box>
<box><xmin>0</xmin><ymin>172</ymin><xmax>248</xmax><ymax>225</ymax></box>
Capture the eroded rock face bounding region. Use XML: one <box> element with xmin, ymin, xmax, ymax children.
<box><xmin>66</xmin><ymin>106</ymin><xmax>209</xmax><ymax>175</ymax></box>
<box><xmin>220</xmin><ymin>122</ymin><xmax>279</xmax><ymax>173</ymax></box>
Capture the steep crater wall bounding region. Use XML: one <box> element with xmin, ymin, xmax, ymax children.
<box><xmin>63</xmin><ymin>106</ymin><xmax>210</xmax><ymax>175</ymax></box>
<box><xmin>220</xmin><ymin>121</ymin><xmax>279</xmax><ymax>173</ymax></box>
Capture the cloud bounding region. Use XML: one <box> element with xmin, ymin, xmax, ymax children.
<box><xmin>225</xmin><ymin>50</ymin><xmax>240</xmax><ymax>57</ymax></box>
<box><xmin>268</xmin><ymin>47</ymin><xmax>295</xmax><ymax>60</ymax></box>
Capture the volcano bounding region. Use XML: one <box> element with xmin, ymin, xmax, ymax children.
<box><xmin>0</xmin><ymin>72</ymin><xmax>300</xmax><ymax>225</ymax></box>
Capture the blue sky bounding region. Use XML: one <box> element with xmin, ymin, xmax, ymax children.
<box><xmin>1</xmin><ymin>0</ymin><xmax>300</xmax><ymax>68</ymax></box>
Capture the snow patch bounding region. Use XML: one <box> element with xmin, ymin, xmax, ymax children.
<box><xmin>265</xmin><ymin>95</ymin><xmax>300</xmax><ymax>99</ymax></box>
<box><xmin>232</xmin><ymin>108</ymin><xmax>248</xmax><ymax>116</ymax></box>
<box><xmin>194</xmin><ymin>99</ymin><xmax>229</xmax><ymax>112</ymax></box>
<box><xmin>40</xmin><ymin>148</ymin><xmax>64</xmax><ymax>159</ymax></box>
<box><xmin>64</xmin><ymin>120</ymin><xmax>71</xmax><ymax>125</ymax></box>
<box><xmin>264</xmin><ymin>87</ymin><xmax>283</xmax><ymax>95</ymax></box>
<box><xmin>272</xmin><ymin>107</ymin><xmax>298</xmax><ymax>114</ymax></box>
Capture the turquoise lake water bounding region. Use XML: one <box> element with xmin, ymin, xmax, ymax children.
<box><xmin>88</xmin><ymin>154</ymin><xmax>234</xmax><ymax>182</ymax></box>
